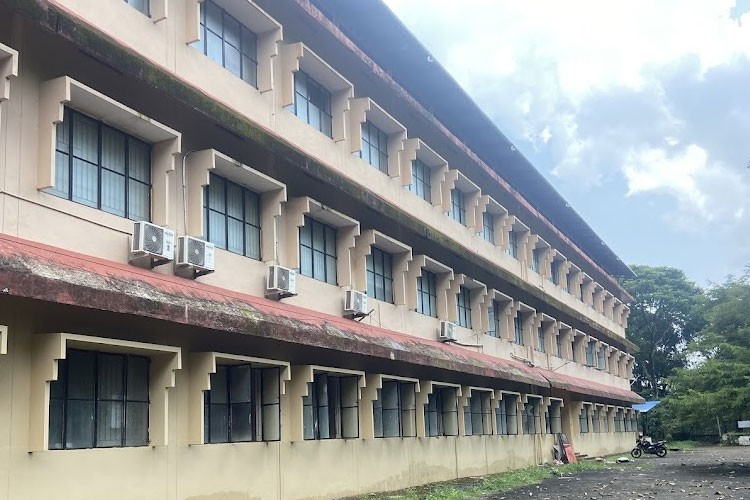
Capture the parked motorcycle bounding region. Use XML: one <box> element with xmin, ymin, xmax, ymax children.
<box><xmin>631</xmin><ymin>438</ymin><xmax>667</xmax><ymax>458</ymax></box>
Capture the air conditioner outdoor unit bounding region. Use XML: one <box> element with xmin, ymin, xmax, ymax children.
<box><xmin>439</xmin><ymin>321</ymin><xmax>458</xmax><ymax>342</ymax></box>
<box><xmin>129</xmin><ymin>221</ymin><xmax>175</xmax><ymax>268</ymax></box>
<box><xmin>266</xmin><ymin>265</ymin><xmax>296</xmax><ymax>299</ymax></box>
<box><xmin>344</xmin><ymin>289</ymin><xmax>368</xmax><ymax>318</ymax></box>
<box><xmin>175</xmin><ymin>236</ymin><xmax>215</xmax><ymax>278</ymax></box>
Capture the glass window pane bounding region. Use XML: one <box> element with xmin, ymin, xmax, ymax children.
<box><xmin>129</xmin><ymin>140</ymin><xmax>151</xmax><ymax>182</ymax></box>
<box><xmin>209</xmin><ymin>404</ymin><xmax>229</xmax><ymax>443</ymax></box>
<box><xmin>230</xmin><ymin>402</ymin><xmax>253</xmax><ymax>441</ymax></box>
<box><xmin>101</xmin><ymin>171</ymin><xmax>126</xmax><ymax>217</ymax></box>
<box><xmin>71</xmin><ymin>158</ymin><xmax>98</xmax><ymax>208</ymax></box>
<box><xmin>101</xmin><ymin>127</ymin><xmax>126</xmax><ymax>174</ymax></box>
<box><xmin>209</xmin><ymin>366</ymin><xmax>228</xmax><ymax>404</ymax></box>
<box><xmin>242</xmin><ymin>57</ymin><xmax>258</xmax><ymax>87</ymax></box>
<box><xmin>205</xmin><ymin>1</ymin><xmax>222</xmax><ymax>33</ymax></box>
<box><xmin>325</xmin><ymin>256</ymin><xmax>337</xmax><ymax>284</ymax></box>
<box><xmin>300</xmin><ymin>245</ymin><xmax>313</xmax><ymax>277</ymax></box>
<box><xmin>96</xmin><ymin>401</ymin><xmax>124</xmax><ymax>447</ymax></box>
<box><xmin>54</xmin><ymin>151</ymin><xmax>70</xmax><ymax>197</ymax></box>
<box><xmin>125</xmin><ymin>401</ymin><xmax>149</xmax><ymax>446</ymax></box>
<box><xmin>224</xmin><ymin>43</ymin><xmax>241</xmax><ymax>77</ymax></box>
<box><xmin>206</xmin><ymin>30</ymin><xmax>223</xmax><ymax>66</ymax></box>
<box><xmin>207</xmin><ymin>177</ymin><xmax>225</xmax><ymax>211</ymax></box>
<box><xmin>223</xmin><ymin>15</ymin><xmax>240</xmax><ymax>47</ymax></box>
<box><xmin>67</xmin><ymin>350</ymin><xmax>95</xmax><ymax>399</ymax></box>
<box><xmin>97</xmin><ymin>354</ymin><xmax>124</xmax><ymax>400</ymax></box>
<box><xmin>245</xmin><ymin>225</ymin><xmax>261</xmax><ymax>260</ymax></box>
<box><xmin>49</xmin><ymin>398</ymin><xmax>65</xmax><ymax>450</ymax></box>
<box><xmin>72</xmin><ymin>113</ymin><xmax>98</xmax><ymax>163</ymax></box>
<box><xmin>313</xmin><ymin>250</ymin><xmax>325</xmax><ymax>281</ymax></box>
<box><xmin>65</xmin><ymin>400</ymin><xmax>95</xmax><ymax>449</ymax></box>
<box><xmin>226</xmin><ymin>183</ymin><xmax>243</xmax><ymax>219</ymax></box>
<box><xmin>227</xmin><ymin>218</ymin><xmax>244</xmax><ymax>254</ymax></box>
<box><xmin>244</xmin><ymin>192</ymin><xmax>260</xmax><ymax>225</ymax></box>
<box><xmin>208</xmin><ymin>210</ymin><xmax>227</xmax><ymax>249</ymax></box>
<box><xmin>229</xmin><ymin>365</ymin><xmax>251</xmax><ymax>403</ymax></box>
<box><xmin>127</xmin><ymin>356</ymin><xmax>150</xmax><ymax>401</ymax></box>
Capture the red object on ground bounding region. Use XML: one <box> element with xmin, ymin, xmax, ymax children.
<box><xmin>564</xmin><ymin>443</ymin><xmax>577</xmax><ymax>463</ymax></box>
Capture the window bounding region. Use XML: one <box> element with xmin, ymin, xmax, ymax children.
<box><xmin>513</xmin><ymin>316</ymin><xmax>524</xmax><ymax>345</ymax></box>
<box><xmin>495</xmin><ymin>396</ymin><xmax>518</xmax><ymax>435</ymax></box>
<box><xmin>571</xmin><ymin>338</ymin><xmax>578</xmax><ymax>362</ymax></box>
<box><xmin>624</xmin><ymin>412</ymin><xmax>633</xmax><ymax>432</ymax></box>
<box><xmin>487</xmin><ymin>300</ymin><xmax>501</xmax><ymax>338</ymax></box>
<box><xmin>425</xmin><ymin>386</ymin><xmax>458</xmax><ymax>437</ymax></box>
<box><xmin>292</xmin><ymin>71</ymin><xmax>332</xmax><ymax>137</ymax></box>
<box><xmin>565</xmin><ymin>273</ymin><xmax>574</xmax><ymax>293</ymax></box>
<box><xmin>464</xmin><ymin>392</ymin><xmax>492</xmax><ymax>436</ymax></box>
<box><xmin>507</xmin><ymin>230</ymin><xmax>518</xmax><ymax>258</ymax></box>
<box><xmin>360</xmin><ymin>121</ymin><xmax>388</xmax><ymax>173</ymax></box>
<box><xmin>597</xmin><ymin>347</ymin><xmax>606</xmax><ymax>370</ymax></box>
<box><xmin>550</xmin><ymin>260</ymin><xmax>560</xmax><ymax>285</ymax></box>
<box><xmin>409</xmin><ymin>159</ymin><xmax>431</xmax><ymax>202</ymax></box>
<box><xmin>52</xmin><ymin>107</ymin><xmax>151</xmax><ymax>221</ymax></box>
<box><xmin>546</xmin><ymin>400</ymin><xmax>562</xmax><ymax>434</ymax></box>
<box><xmin>456</xmin><ymin>286</ymin><xmax>472</xmax><ymax>328</ymax></box>
<box><xmin>204</xmin><ymin>364</ymin><xmax>280</xmax><ymax>443</ymax></box>
<box><xmin>366</xmin><ymin>247</ymin><xmax>394</xmax><ymax>303</ymax></box>
<box><xmin>630</xmin><ymin>413</ymin><xmax>638</xmax><ymax>432</ymax></box>
<box><xmin>555</xmin><ymin>334</ymin><xmax>563</xmax><ymax>358</ymax></box>
<box><xmin>591</xmin><ymin>408</ymin><xmax>601</xmax><ymax>433</ymax></box>
<box><xmin>373</xmin><ymin>380</ymin><xmax>416</xmax><ymax>438</ymax></box>
<box><xmin>299</xmin><ymin>215</ymin><xmax>337</xmax><ymax>285</ymax></box>
<box><xmin>124</xmin><ymin>0</ymin><xmax>149</xmax><ymax>16</ymax></box>
<box><xmin>482</xmin><ymin>212</ymin><xmax>495</xmax><ymax>244</ymax></box>
<box><xmin>536</xmin><ymin>325</ymin><xmax>545</xmax><ymax>353</ymax></box>
<box><xmin>416</xmin><ymin>270</ymin><xmax>437</xmax><ymax>317</ymax></box>
<box><xmin>49</xmin><ymin>349</ymin><xmax>149</xmax><ymax>450</ymax></box>
<box><xmin>303</xmin><ymin>373</ymin><xmax>359</xmax><ymax>440</ymax></box>
<box><xmin>579</xmin><ymin>407</ymin><xmax>589</xmax><ymax>433</ymax></box>
<box><xmin>204</xmin><ymin>173</ymin><xmax>261</xmax><ymax>259</ymax></box>
<box><xmin>585</xmin><ymin>342</ymin><xmax>595</xmax><ymax>367</ymax></box>
<box><xmin>615</xmin><ymin>409</ymin><xmax>625</xmax><ymax>432</ymax></box>
<box><xmin>450</xmin><ymin>189</ymin><xmax>466</xmax><ymax>225</ymax></box>
<box><xmin>522</xmin><ymin>399</ymin><xmax>542</xmax><ymax>435</ymax></box>
<box><xmin>192</xmin><ymin>0</ymin><xmax>258</xmax><ymax>87</ymax></box>
<box><xmin>530</xmin><ymin>248</ymin><xmax>540</xmax><ymax>272</ymax></box>
<box><xmin>603</xmin><ymin>409</ymin><xmax>610</xmax><ymax>432</ymax></box>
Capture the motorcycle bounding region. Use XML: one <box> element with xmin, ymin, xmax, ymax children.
<box><xmin>631</xmin><ymin>438</ymin><xmax>667</xmax><ymax>458</ymax></box>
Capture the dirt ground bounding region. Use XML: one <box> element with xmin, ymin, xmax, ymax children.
<box><xmin>484</xmin><ymin>446</ymin><xmax>750</xmax><ymax>500</ymax></box>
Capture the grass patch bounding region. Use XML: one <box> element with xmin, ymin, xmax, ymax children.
<box><xmin>348</xmin><ymin>460</ymin><xmax>612</xmax><ymax>500</ymax></box>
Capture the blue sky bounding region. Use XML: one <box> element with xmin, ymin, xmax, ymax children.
<box><xmin>383</xmin><ymin>0</ymin><xmax>750</xmax><ymax>287</ymax></box>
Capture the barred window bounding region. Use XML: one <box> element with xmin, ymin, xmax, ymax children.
<box><xmin>204</xmin><ymin>173</ymin><xmax>261</xmax><ymax>260</ymax></box>
<box><xmin>299</xmin><ymin>215</ymin><xmax>337</xmax><ymax>285</ymax></box>
<box><xmin>579</xmin><ymin>407</ymin><xmax>589</xmax><ymax>433</ymax></box>
<box><xmin>204</xmin><ymin>365</ymin><xmax>280</xmax><ymax>443</ymax></box>
<box><xmin>360</xmin><ymin>121</ymin><xmax>388</xmax><ymax>173</ymax></box>
<box><xmin>487</xmin><ymin>300</ymin><xmax>501</xmax><ymax>338</ymax></box>
<box><xmin>374</xmin><ymin>380</ymin><xmax>416</xmax><ymax>438</ymax></box>
<box><xmin>292</xmin><ymin>71</ymin><xmax>332</xmax><ymax>137</ymax></box>
<box><xmin>495</xmin><ymin>396</ymin><xmax>518</xmax><ymax>435</ymax></box>
<box><xmin>409</xmin><ymin>159</ymin><xmax>431</xmax><ymax>202</ymax></box>
<box><xmin>49</xmin><ymin>349</ymin><xmax>150</xmax><ymax>450</ymax></box>
<box><xmin>464</xmin><ymin>392</ymin><xmax>492</xmax><ymax>436</ymax></box>
<box><xmin>192</xmin><ymin>0</ymin><xmax>258</xmax><ymax>87</ymax></box>
<box><xmin>457</xmin><ymin>286</ymin><xmax>472</xmax><ymax>328</ymax></box>
<box><xmin>416</xmin><ymin>270</ymin><xmax>438</xmax><ymax>317</ymax></box>
<box><xmin>507</xmin><ymin>230</ymin><xmax>518</xmax><ymax>258</ymax></box>
<box><xmin>536</xmin><ymin>325</ymin><xmax>545</xmax><ymax>353</ymax></box>
<box><xmin>450</xmin><ymin>189</ymin><xmax>466</xmax><ymax>225</ymax></box>
<box><xmin>514</xmin><ymin>316</ymin><xmax>524</xmax><ymax>345</ymax></box>
<box><xmin>366</xmin><ymin>247</ymin><xmax>393</xmax><ymax>303</ymax></box>
<box><xmin>550</xmin><ymin>260</ymin><xmax>560</xmax><ymax>285</ymax></box>
<box><xmin>482</xmin><ymin>212</ymin><xmax>495</xmax><ymax>244</ymax></box>
<box><xmin>425</xmin><ymin>386</ymin><xmax>458</xmax><ymax>437</ymax></box>
<box><xmin>124</xmin><ymin>0</ymin><xmax>149</xmax><ymax>16</ymax></box>
<box><xmin>303</xmin><ymin>373</ymin><xmax>359</xmax><ymax>440</ymax></box>
<box><xmin>522</xmin><ymin>399</ymin><xmax>542</xmax><ymax>435</ymax></box>
<box><xmin>52</xmin><ymin>107</ymin><xmax>151</xmax><ymax>222</ymax></box>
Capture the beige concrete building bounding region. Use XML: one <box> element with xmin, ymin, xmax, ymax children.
<box><xmin>0</xmin><ymin>1</ymin><xmax>642</xmax><ymax>498</ymax></box>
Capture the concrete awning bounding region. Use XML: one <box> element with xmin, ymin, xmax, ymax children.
<box><xmin>0</xmin><ymin>234</ymin><xmax>643</xmax><ymax>405</ymax></box>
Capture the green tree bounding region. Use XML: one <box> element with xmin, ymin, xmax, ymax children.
<box><xmin>622</xmin><ymin>266</ymin><xmax>704</xmax><ymax>400</ymax></box>
<box><xmin>666</xmin><ymin>275</ymin><xmax>750</xmax><ymax>435</ymax></box>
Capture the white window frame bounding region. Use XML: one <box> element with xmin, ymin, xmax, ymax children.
<box><xmin>38</xmin><ymin>76</ymin><xmax>181</xmax><ymax>227</ymax></box>
<box><xmin>30</xmin><ymin>333</ymin><xmax>181</xmax><ymax>452</ymax></box>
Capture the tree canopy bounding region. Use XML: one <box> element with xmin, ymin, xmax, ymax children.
<box><xmin>621</xmin><ymin>265</ymin><xmax>704</xmax><ymax>400</ymax></box>
<box><xmin>665</xmin><ymin>275</ymin><xmax>750</xmax><ymax>435</ymax></box>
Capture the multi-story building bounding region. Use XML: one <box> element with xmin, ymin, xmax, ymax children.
<box><xmin>0</xmin><ymin>0</ymin><xmax>643</xmax><ymax>498</ymax></box>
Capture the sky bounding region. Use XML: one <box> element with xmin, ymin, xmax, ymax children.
<box><xmin>382</xmin><ymin>0</ymin><xmax>750</xmax><ymax>287</ymax></box>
